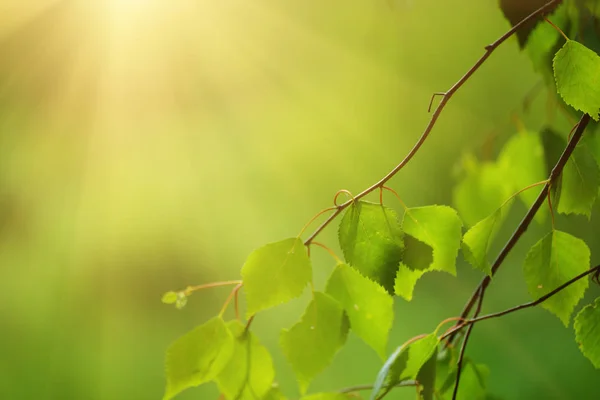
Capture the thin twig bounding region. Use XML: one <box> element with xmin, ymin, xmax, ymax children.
<box><xmin>303</xmin><ymin>0</ymin><xmax>563</xmax><ymax>246</ymax></box>
<box><xmin>447</xmin><ymin>113</ymin><xmax>591</xmax><ymax>345</ymax></box>
<box><xmin>183</xmin><ymin>280</ymin><xmax>243</xmax><ymax>296</ymax></box>
<box><xmin>441</xmin><ymin>264</ymin><xmax>600</xmax><ymax>341</ymax></box>
<box><xmin>452</xmin><ymin>288</ymin><xmax>484</xmax><ymax>399</ymax></box>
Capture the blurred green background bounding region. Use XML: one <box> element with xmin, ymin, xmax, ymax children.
<box><xmin>1</xmin><ymin>1</ymin><xmax>599</xmax><ymax>399</ymax></box>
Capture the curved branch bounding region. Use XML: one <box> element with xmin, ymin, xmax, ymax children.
<box><xmin>304</xmin><ymin>0</ymin><xmax>563</xmax><ymax>246</ymax></box>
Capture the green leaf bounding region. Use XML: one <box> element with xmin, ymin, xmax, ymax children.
<box><xmin>394</xmin><ymin>265</ymin><xmax>425</xmax><ymax>301</ymax></box>
<box><xmin>498</xmin><ymin>131</ymin><xmax>547</xmax><ymax>220</ymax></box>
<box><xmin>215</xmin><ymin>321</ymin><xmax>275</xmax><ymax>400</ymax></box>
<box><xmin>435</xmin><ymin>349</ymin><xmax>489</xmax><ymax>400</ymax></box>
<box><xmin>164</xmin><ymin>317</ymin><xmax>234</xmax><ymax>400</ymax></box>
<box><xmin>403</xmin><ymin>234</ymin><xmax>434</xmax><ymax>271</ymax></box>
<box><xmin>553</xmin><ymin>40</ymin><xmax>600</xmax><ymax>121</ymax></box>
<box><xmin>461</xmin><ymin>209</ymin><xmax>502</xmax><ymax>276</ymax></box>
<box><xmin>557</xmin><ymin>144</ymin><xmax>600</xmax><ymax>218</ymax></box>
<box><xmin>416</xmin><ymin>347</ymin><xmax>438</xmax><ymax>400</ymax></box>
<box><xmin>241</xmin><ymin>238</ymin><xmax>312</xmax><ymax>317</ymax></box>
<box><xmin>280</xmin><ymin>292</ymin><xmax>349</xmax><ymax>393</ymax></box>
<box><xmin>523</xmin><ymin>230</ymin><xmax>590</xmax><ymax>326</ymax></box>
<box><xmin>162</xmin><ymin>291</ymin><xmax>179</xmax><ymax>305</ymax></box>
<box><xmin>402</xmin><ymin>206</ymin><xmax>463</xmax><ymax>274</ymax></box>
<box><xmin>301</xmin><ymin>393</ymin><xmax>362</xmax><ymax>400</ymax></box>
<box><xmin>574</xmin><ymin>297</ymin><xmax>600</xmax><ymax>368</ymax></box>
<box><xmin>370</xmin><ymin>334</ymin><xmax>439</xmax><ymax>400</ymax></box>
<box><xmin>453</xmin><ymin>156</ymin><xmax>513</xmax><ymax>227</ymax></box>
<box><xmin>325</xmin><ymin>263</ymin><xmax>394</xmax><ymax>359</ymax></box>
<box><xmin>338</xmin><ymin>201</ymin><xmax>404</xmax><ymax>293</ymax></box>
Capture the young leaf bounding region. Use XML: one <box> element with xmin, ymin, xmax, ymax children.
<box><xmin>325</xmin><ymin>263</ymin><xmax>394</xmax><ymax>359</ymax></box>
<box><xmin>402</xmin><ymin>206</ymin><xmax>463</xmax><ymax>274</ymax></box>
<box><xmin>574</xmin><ymin>297</ymin><xmax>600</xmax><ymax>369</ymax></box>
<box><xmin>280</xmin><ymin>292</ymin><xmax>349</xmax><ymax>394</ymax></box>
<box><xmin>498</xmin><ymin>131</ymin><xmax>547</xmax><ymax>218</ymax></box>
<box><xmin>215</xmin><ymin>321</ymin><xmax>275</xmax><ymax>400</ymax></box>
<box><xmin>338</xmin><ymin>201</ymin><xmax>404</xmax><ymax>293</ymax></box>
<box><xmin>453</xmin><ymin>156</ymin><xmax>513</xmax><ymax>227</ymax></box>
<box><xmin>523</xmin><ymin>230</ymin><xmax>590</xmax><ymax>326</ymax></box>
<box><xmin>370</xmin><ymin>334</ymin><xmax>439</xmax><ymax>400</ymax></box>
<box><xmin>301</xmin><ymin>393</ymin><xmax>362</xmax><ymax>400</ymax></box>
<box><xmin>162</xmin><ymin>291</ymin><xmax>179</xmax><ymax>305</ymax></box>
<box><xmin>164</xmin><ymin>317</ymin><xmax>234</xmax><ymax>400</ymax></box>
<box><xmin>553</xmin><ymin>40</ymin><xmax>600</xmax><ymax>121</ymax></box>
<box><xmin>461</xmin><ymin>209</ymin><xmax>502</xmax><ymax>276</ymax></box>
<box><xmin>557</xmin><ymin>144</ymin><xmax>600</xmax><ymax>218</ymax></box>
<box><xmin>241</xmin><ymin>238</ymin><xmax>312</xmax><ymax>317</ymax></box>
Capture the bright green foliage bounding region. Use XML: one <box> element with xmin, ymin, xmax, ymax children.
<box><xmin>402</xmin><ymin>206</ymin><xmax>462</xmax><ymax>274</ymax></box>
<box><xmin>553</xmin><ymin>40</ymin><xmax>600</xmax><ymax>121</ymax></box>
<box><xmin>338</xmin><ymin>201</ymin><xmax>404</xmax><ymax>293</ymax></box>
<box><xmin>523</xmin><ymin>230</ymin><xmax>590</xmax><ymax>326</ymax></box>
<box><xmin>453</xmin><ymin>156</ymin><xmax>513</xmax><ymax>227</ymax></box>
<box><xmin>392</xmin><ymin>334</ymin><xmax>439</xmax><ymax>382</ymax></box>
<box><xmin>557</xmin><ymin>144</ymin><xmax>600</xmax><ymax>218</ymax></box>
<box><xmin>461</xmin><ymin>209</ymin><xmax>502</xmax><ymax>276</ymax></box>
<box><xmin>241</xmin><ymin>238</ymin><xmax>312</xmax><ymax>317</ymax></box>
<box><xmin>301</xmin><ymin>393</ymin><xmax>362</xmax><ymax>400</ymax></box>
<box><xmin>498</xmin><ymin>131</ymin><xmax>547</xmax><ymax>220</ymax></box>
<box><xmin>394</xmin><ymin>265</ymin><xmax>425</xmax><ymax>301</ymax></box>
<box><xmin>216</xmin><ymin>321</ymin><xmax>275</xmax><ymax>400</ymax></box>
<box><xmin>403</xmin><ymin>234</ymin><xmax>434</xmax><ymax>271</ymax></box>
<box><xmin>164</xmin><ymin>317</ymin><xmax>234</xmax><ymax>400</ymax></box>
<box><xmin>162</xmin><ymin>291</ymin><xmax>179</xmax><ymax>304</ymax></box>
<box><xmin>370</xmin><ymin>334</ymin><xmax>439</xmax><ymax>400</ymax></box>
<box><xmin>280</xmin><ymin>292</ymin><xmax>349</xmax><ymax>394</ymax></box>
<box><xmin>393</xmin><ymin>234</ymin><xmax>435</xmax><ymax>300</ymax></box>
<box><xmin>574</xmin><ymin>297</ymin><xmax>600</xmax><ymax>368</ymax></box>
<box><xmin>325</xmin><ymin>263</ymin><xmax>393</xmax><ymax>358</ymax></box>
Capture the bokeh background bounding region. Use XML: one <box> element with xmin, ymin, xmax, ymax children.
<box><xmin>1</xmin><ymin>1</ymin><xmax>599</xmax><ymax>399</ymax></box>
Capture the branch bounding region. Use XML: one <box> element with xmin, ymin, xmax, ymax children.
<box><xmin>441</xmin><ymin>264</ymin><xmax>600</xmax><ymax>341</ymax></box>
<box><xmin>452</xmin><ymin>288</ymin><xmax>484</xmax><ymax>399</ymax></box>
<box><xmin>447</xmin><ymin>112</ymin><xmax>591</xmax><ymax>345</ymax></box>
<box><xmin>302</xmin><ymin>0</ymin><xmax>563</xmax><ymax>246</ymax></box>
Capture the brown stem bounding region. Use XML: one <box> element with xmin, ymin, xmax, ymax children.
<box><xmin>441</xmin><ymin>264</ymin><xmax>600</xmax><ymax>341</ymax></box>
<box><xmin>303</xmin><ymin>0</ymin><xmax>563</xmax><ymax>246</ymax></box>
